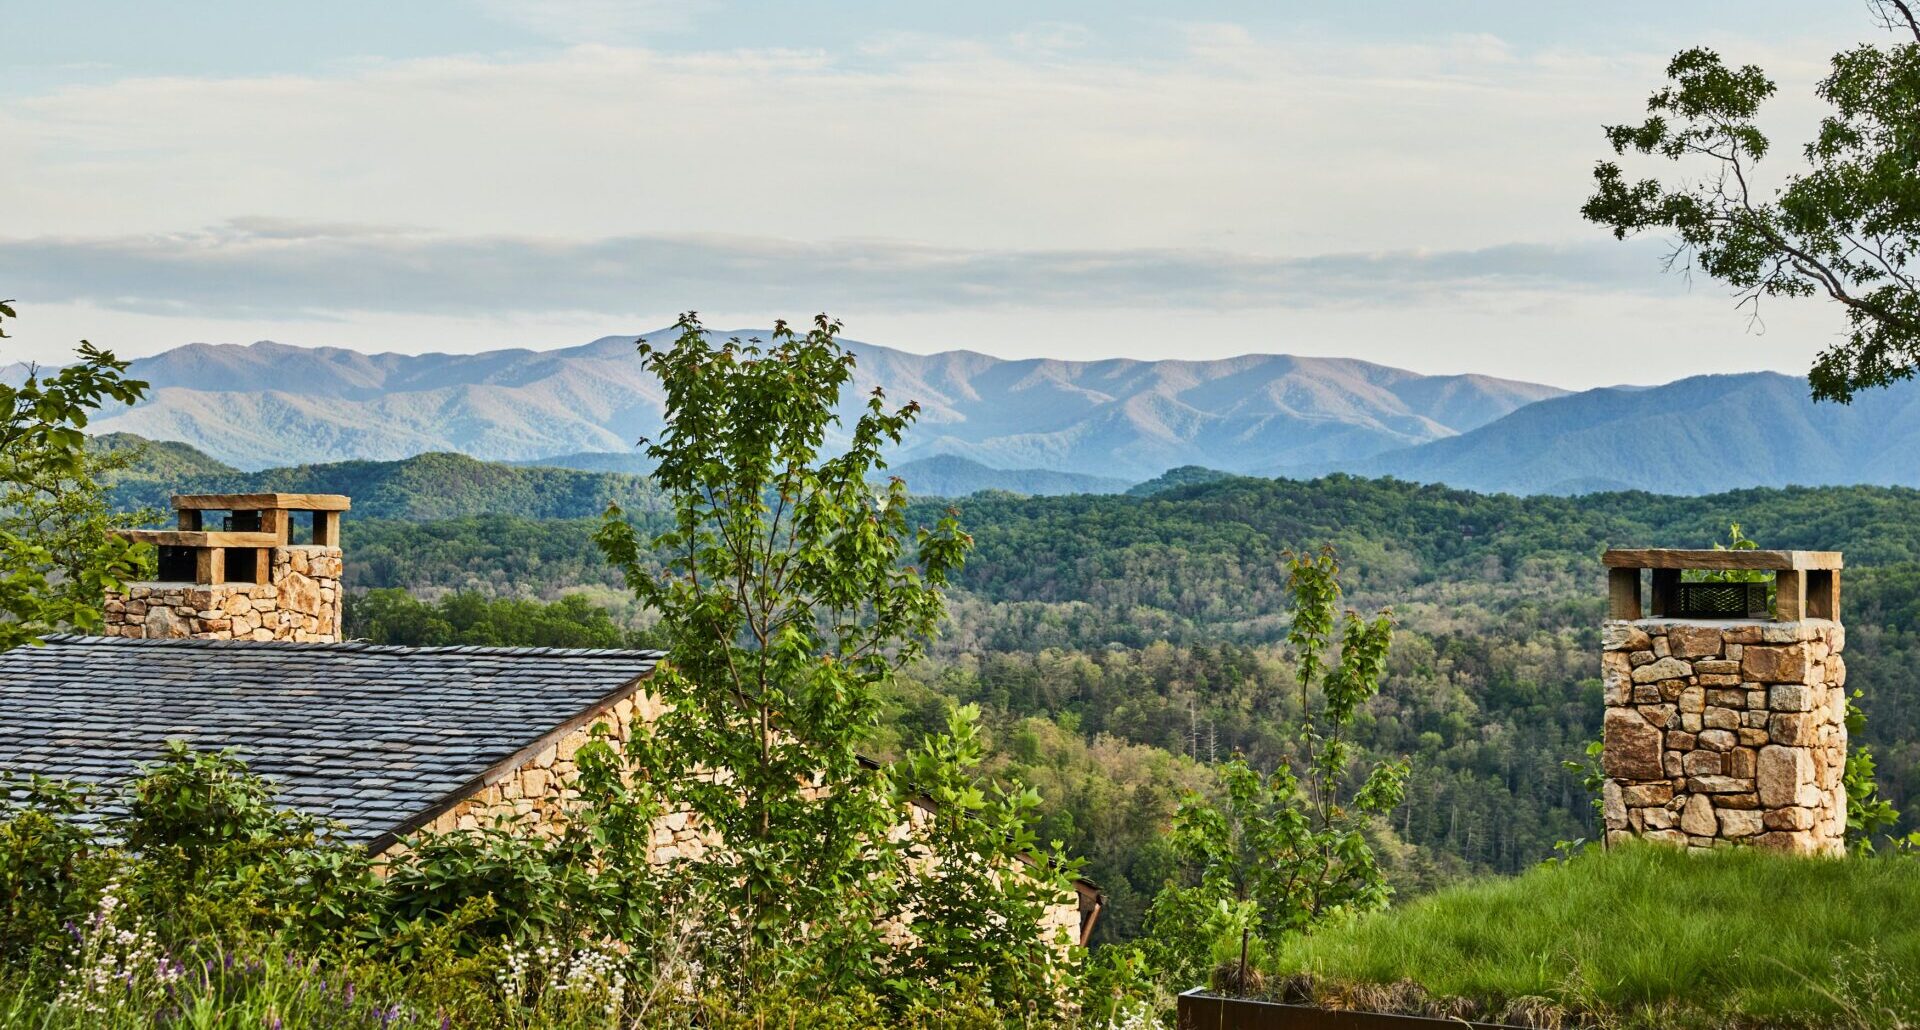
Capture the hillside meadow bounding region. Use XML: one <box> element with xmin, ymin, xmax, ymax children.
<box><xmin>1254</xmin><ymin>844</ymin><xmax>1920</xmax><ymax>1028</ymax></box>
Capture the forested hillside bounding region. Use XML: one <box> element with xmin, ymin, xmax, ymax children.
<box><xmin>318</xmin><ymin>474</ymin><xmax>1920</xmax><ymax>943</ymax></box>
<box><xmin>101</xmin><ymin>438</ymin><xmax>666</xmax><ymax>520</ymax></box>
<box><xmin>881</xmin><ymin>454</ymin><xmax>1133</xmax><ymax>496</ymax></box>
<box><xmin>524</xmin><ymin>451</ymin><xmax>1142</xmax><ymax>497</ymax></box>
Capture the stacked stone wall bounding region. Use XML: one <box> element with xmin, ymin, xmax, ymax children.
<box><xmin>101</xmin><ymin>541</ymin><xmax>343</xmax><ymax>637</ymax></box>
<box><xmin>102</xmin><ymin>545</ymin><xmax>342</xmax><ymax>643</ymax></box>
<box><xmin>1601</xmin><ymin>618</ymin><xmax>1847</xmax><ymax>854</ymax></box>
<box><xmin>410</xmin><ymin>689</ymin><xmax>699</xmax><ymax>850</ymax></box>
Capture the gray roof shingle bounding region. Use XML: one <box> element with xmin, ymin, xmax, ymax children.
<box><xmin>0</xmin><ymin>635</ymin><xmax>660</xmax><ymax>846</ymax></box>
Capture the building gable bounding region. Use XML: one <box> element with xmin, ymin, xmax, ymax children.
<box><xmin>0</xmin><ymin>635</ymin><xmax>659</xmax><ymax>844</ymax></box>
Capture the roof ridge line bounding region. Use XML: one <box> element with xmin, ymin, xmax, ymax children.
<box><xmin>36</xmin><ymin>634</ymin><xmax>667</xmax><ymax>660</ymax></box>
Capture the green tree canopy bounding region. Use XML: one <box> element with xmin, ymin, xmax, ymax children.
<box><xmin>1584</xmin><ymin>4</ymin><xmax>1920</xmax><ymax>401</ymax></box>
<box><xmin>1135</xmin><ymin>548</ymin><xmax>1407</xmax><ymax>990</ymax></box>
<box><xmin>345</xmin><ymin>587</ymin><xmax>645</xmax><ymax>649</ymax></box>
<box><xmin>593</xmin><ymin>314</ymin><xmax>1076</xmax><ymax>1014</ymax></box>
<box><xmin>0</xmin><ymin>301</ymin><xmax>151</xmax><ymax>650</ymax></box>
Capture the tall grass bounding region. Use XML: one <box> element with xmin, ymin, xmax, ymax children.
<box><xmin>1262</xmin><ymin>844</ymin><xmax>1920</xmax><ymax>1028</ymax></box>
<box><xmin>0</xmin><ymin>955</ymin><xmax>443</xmax><ymax>1030</ymax></box>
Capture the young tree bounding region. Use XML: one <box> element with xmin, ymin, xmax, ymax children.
<box><xmin>593</xmin><ymin>313</ymin><xmax>972</xmax><ymax>989</ymax></box>
<box><xmin>889</xmin><ymin>703</ymin><xmax>1083</xmax><ymax>1011</ymax></box>
<box><xmin>1139</xmin><ymin>548</ymin><xmax>1406</xmax><ymax>987</ymax></box>
<box><xmin>0</xmin><ymin>301</ymin><xmax>150</xmax><ymax>651</ymax></box>
<box><xmin>1583</xmin><ymin>4</ymin><xmax>1920</xmax><ymax>402</ymax></box>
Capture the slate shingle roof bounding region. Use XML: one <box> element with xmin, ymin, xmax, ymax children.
<box><xmin>0</xmin><ymin>635</ymin><xmax>660</xmax><ymax>847</ymax></box>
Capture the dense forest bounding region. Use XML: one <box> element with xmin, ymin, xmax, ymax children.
<box><xmin>97</xmin><ymin>435</ymin><xmax>667</xmax><ymax>521</ymax></box>
<box><xmin>296</xmin><ymin>473</ymin><xmax>1920</xmax><ymax>944</ymax></box>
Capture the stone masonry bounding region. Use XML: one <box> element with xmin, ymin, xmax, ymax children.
<box><xmin>1601</xmin><ymin>618</ymin><xmax>1847</xmax><ymax>854</ymax></box>
<box><xmin>102</xmin><ymin>545</ymin><xmax>344</xmax><ymax>643</ymax></box>
<box><xmin>412</xmin><ymin>687</ymin><xmax>681</xmax><ymax>848</ymax></box>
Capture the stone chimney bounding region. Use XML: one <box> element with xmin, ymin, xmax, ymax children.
<box><xmin>104</xmin><ymin>493</ymin><xmax>349</xmax><ymax>643</ymax></box>
<box><xmin>1600</xmin><ymin>548</ymin><xmax>1847</xmax><ymax>855</ymax></box>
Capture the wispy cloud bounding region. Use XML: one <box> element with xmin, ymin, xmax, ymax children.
<box><xmin>0</xmin><ymin>221</ymin><xmax>1669</xmax><ymax>320</ymax></box>
<box><xmin>0</xmin><ymin>14</ymin><xmax>1859</xmax><ymax>378</ymax></box>
<box><xmin>2</xmin><ymin>28</ymin><xmax>1753</xmax><ymax>253</ymax></box>
<box><xmin>472</xmin><ymin>0</ymin><xmax>710</xmax><ymax>42</ymax></box>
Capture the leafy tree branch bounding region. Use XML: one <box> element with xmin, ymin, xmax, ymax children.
<box><xmin>1583</xmin><ymin>12</ymin><xmax>1920</xmax><ymax>401</ymax></box>
<box><xmin>0</xmin><ymin>300</ymin><xmax>151</xmax><ymax>650</ymax></box>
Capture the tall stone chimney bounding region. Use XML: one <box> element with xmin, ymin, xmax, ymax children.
<box><xmin>104</xmin><ymin>493</ymin><xmax>349</xmax><ymax>643</ymax></box>
<box><xmin>1600</xmin><ymin>548</ymin><xmax>1847</xmax><ymax>855</ymax></box>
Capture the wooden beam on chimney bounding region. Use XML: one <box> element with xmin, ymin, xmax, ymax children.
<box><xmin>1776</xmin><ymin>569</ymin><xmax>1807</xmax><ymax>622</ymax></box>
<box><xmin>256</xmin><ymin>507</ymin><xmax>289</xmax><ymax>545</ymax></box>
<box><xmin>1602</xmin><ymin>548</ymin><xmax>1842</xmax><ymax>571</ymax></box>
<box><xmin>312</xmin><ymin>510</ymin><xmax>341</xmax><ymax>547</ymax></box>
<box><xmin>1649</xmin><ymin>569</ymin><xmax>1679</xmax><ymax>618</ymax></box>
<box><xmin>1806</xmin><ymin>569</ymin><xmax>1839</xmax><ymax>621</ymax></box>
<box><xmin>118</xmin><ymin>529</ymin><xmax>280</xmax><ymax>548</ymax></box>
<box><xmin>173</xmin><ymin>493</ymin><xmax>350</xmax><ymax>512</ymax></box>
<box><xmin>194</xmin><ymin>547</ymin><xmax>225</xmax><ymax>586</ymax></box>
<box><xmin>1608</xmin><ymin>567</ymin><xmax>1642</xmax><ymax>620</ymax></box>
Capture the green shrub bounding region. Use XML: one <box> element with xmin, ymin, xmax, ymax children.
<box><xmin>0</xmin><ymin>775</ymin><xmax>111</xmax><ymax>972</ymax></box>
<box><xmin>1</xmin><ymin>736</ymin><xmax>1135</xmax><ymax>1028</ymax></box>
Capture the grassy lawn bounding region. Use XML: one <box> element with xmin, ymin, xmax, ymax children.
<box><xmin>1257</xmin><ymin>844</ymin><xmax>1920</xmax><ymax>1029</ymax></box>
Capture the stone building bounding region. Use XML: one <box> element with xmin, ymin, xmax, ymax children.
<box><xmin>1600</xmin><ymin>548</ymin><xmax>1848</xmax><ymax>854</ymax></box>
<box><xmin>0</xmin><ymin>634</ymin><xmax>662</xmax><ymax>850</ymax></box>
<box><xmin>0</xmin><ymin>634</ymin><xmax>1103</xmax><ymax>943</ymax></box>
<box><xmin>4</xmin><ymin>491</ymin><xmax>1104</xmax><ymax>944</ymax></box>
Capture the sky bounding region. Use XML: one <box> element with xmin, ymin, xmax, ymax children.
<box><xmin>0</xmin><ymin>1</ymin><xmax>1890</xmax><ymax>387</ymax></box>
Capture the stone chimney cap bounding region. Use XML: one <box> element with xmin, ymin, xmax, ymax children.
<box><xmin>172</xmin><ymin>492</ymin><xmax>351</xmax><ymax>512</ymax></box>
<box><xmin>1603</xmin><ymin>548</ymin><xmax>1842</xmax><ymax>572</ymax></box>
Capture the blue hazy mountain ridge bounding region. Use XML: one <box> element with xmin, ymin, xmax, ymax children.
<box><xmin>96</xmin><ymin>436</ymin><xmax>1122</xmax><ymax>517</ymax></box>
<box><xmin>877</xmin><ymin>455</ymin><xmax>1132</xmax><ymax>496</ymax></box>
<box><xmin>86</xmin><ymin>333</ymin><xmax>1566</xmax><ymax>476</ymax></box>
<box><xmin>512</xmin><ymin>451</ymin><xmax>1130</xmax><ymax>497</ymax></box>
<box><xmin>1335</xmin><ymin>372</ymin><xmax>1920</xmax><ymax>495</ymax></box>
<box><xmin>509</xmin><ymin>452</ymin><xmax>654</xmax><ymax>474</ymax></box>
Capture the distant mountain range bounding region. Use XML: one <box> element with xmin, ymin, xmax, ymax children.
<box><xmin>1339</xmin><ymin>372</ymin><xmax>1920</xmax><ymax>495</ymax></box>
<box><xmin>70</xmin><ymin>334</ymin><xmax>1920</xmax><ymax>495</ymax></box>
<box><xmin>879</xmin><ymin>455</ymin><xmax>1131</xmax><ymax>497</ymax></box>
<box><xmin>82</xmin><ymin>333</ymin><xmax>1564</xmax><ymax>478</ymax></box>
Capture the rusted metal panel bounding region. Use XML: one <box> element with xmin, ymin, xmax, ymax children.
<box><xmin>1175</xmin><ymin>991</ymin><xmax>1533</xmax><ymax>1030</ymax></box>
